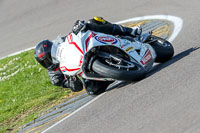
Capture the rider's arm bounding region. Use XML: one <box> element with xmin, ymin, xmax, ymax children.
<box><xmin>47</xmin><ymin>68</ymin><xmax>83</xmax><ymax>92</ymax></box>
<box><xmin>85</xmin><ymin>22</ymin><xmax>133</xmax><ymax>36</ymax></box>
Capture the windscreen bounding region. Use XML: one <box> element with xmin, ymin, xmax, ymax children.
<box><xmin>51</xmin><ymin>35</ymin><xmax>63</xmax><ymax>64</ymax></box>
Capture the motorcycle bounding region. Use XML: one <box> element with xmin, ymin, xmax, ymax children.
<box><xmin>51</xmin><ymin>29</ymin><xmax>174</xmax><ymax>92</ymax></box>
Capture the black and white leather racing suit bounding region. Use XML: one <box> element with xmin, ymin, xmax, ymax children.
<box><xmin>47</xmin><ymin>17</ymin><xmax>142</xmax><ymax>95</ymax></box>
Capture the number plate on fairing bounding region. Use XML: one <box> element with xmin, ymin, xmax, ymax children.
<box><xmin>140</xmin><ymin>50</ymin><xmax>153</xmax><ymax>65</ymax></box>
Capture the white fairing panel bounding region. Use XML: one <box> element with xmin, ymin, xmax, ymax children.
<box><xmin>57</xmin><ymin>30</ymin><xmax>156</xmax><ymax>76</ymax></box>
<box><xmin>58</xmin><ymin>34</ymin><xmax>83</xmax><ymax>75</ymax></box>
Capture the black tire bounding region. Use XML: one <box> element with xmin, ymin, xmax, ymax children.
<box><xmin>92</xmin><ymin>59</ymin><xmax>147</xmax><ymax>81</ymax></box>
<box><xmin>150</xmin><ymin>36</ymin><xmax>174</xmax><ymax>63</ymax></box>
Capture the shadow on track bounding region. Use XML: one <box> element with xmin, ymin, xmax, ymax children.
<box><xmin>106</xmin><ymin>47</ymin><xmax>200</xmax><ymax>92</ymax></box>
<box><xmin>147</xmin><ymin>47</ymin><xmax>200</xmax><ymax>77</ymax></box>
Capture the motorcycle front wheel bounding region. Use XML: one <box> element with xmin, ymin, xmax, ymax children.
<box><xmin>92</xmin><ymin>58</ymin><xmax>147</xmax><ymax>81</ymax></box>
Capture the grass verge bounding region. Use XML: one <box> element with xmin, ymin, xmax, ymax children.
<box><xmin>0</xmin><ymin>50</ymin><xmax>73</xmax><ymax>133</ymax></box>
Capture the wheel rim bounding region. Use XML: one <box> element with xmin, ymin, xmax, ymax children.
<box><xmin>104</xmin><ymin>55</ymin><xmax>137</xmax><ymax>70</ymax></box>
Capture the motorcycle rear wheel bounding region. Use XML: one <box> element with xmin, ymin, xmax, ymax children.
<box><xmin>149</xmin><ymin>35</ymin><xmax>174</xmax><ymax>63</ymax></box>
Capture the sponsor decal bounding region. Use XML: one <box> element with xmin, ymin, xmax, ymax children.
<box><xmin>95</xmin><ymin>36</ymin><xmax>118</xmax><ymax>44</ymax></box>
<box><xmin>140</xmin><ymin>50</ymin><xmax>152</xmax><ymax>65</ymax></box>
<box><xmin>60</xmin><ymin>66</ymin><xmax>66</xmax><ymax>72</ymax></box>
<box><xmin>121</xmin><ymin>41</ymin><xmax>131</xmax><ymax>48</ymax></box>
<box><xmin>125</xmin><ymin>47</ymin><xmax>133</xmax><ymax>52</ymax></box>
<box><xmin>128</xmin><ymin>51</ymin><xmax>135</xmax><ymax>54</ymax></box>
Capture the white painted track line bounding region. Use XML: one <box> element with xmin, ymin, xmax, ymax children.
<box><xmin>0</xmin><ymin>47</ymin><xmax>35</xmax><ymax>60</ymax></box>
<box><xmin>0</xmin><ymin>15</ymin><xmax>182</xmax><ymax>61</ymax></box>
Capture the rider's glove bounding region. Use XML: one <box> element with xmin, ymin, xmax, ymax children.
<box><xmin>63</xmin><ymin>76</ymin><xmax>83</xmax><ymax>92</ymax></box>
<box><xmin>72</xmin><ymin>20</ymin><xmax>86</xmax><ymax>35</ymax></box>
<box><xmin>130</xmin><ymin>25</ymin><xmax>142</xmax><ymax>36</ymax></box>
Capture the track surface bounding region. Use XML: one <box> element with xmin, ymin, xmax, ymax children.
<box><xmin>1</xmin><ymin>0</ymin><xmax>200</xmax><ymax>133</ymax></box>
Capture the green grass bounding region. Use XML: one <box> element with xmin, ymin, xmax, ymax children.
<box><xmin>0</xmin><ymin>50</ymin><xmax>73</xmax><ymax>133</ymax></box>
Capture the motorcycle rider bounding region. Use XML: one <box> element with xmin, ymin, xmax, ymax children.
<box><xmin>34</xmin><ymin>16</ymin><xmax>142</xmax><ymax>95</ymax></box>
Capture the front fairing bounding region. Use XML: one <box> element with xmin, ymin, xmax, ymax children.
<box><xmin>79</xmin><ymin>30</ymin><xmax>156</xmax><ymax>71</ymax></box>
<box><xmin>51</xmin><ymin>34</ymin><xmax>83</xmax><ymax>76</ymax></box>
<box><xmin>58</xmin><ymin>33</ymin><xmax>83</xmax><ymax>76</ymax></box>
<box><xmin>51</xmin><ymin>35</ymin><xmax>63</xmax><ymax>64</ymax></box>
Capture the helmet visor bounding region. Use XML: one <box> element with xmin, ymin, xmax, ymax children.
<box><xmin>39</xmin><ymin>57</ymin><xmax>53</xmax><ymax>68</ymax></box>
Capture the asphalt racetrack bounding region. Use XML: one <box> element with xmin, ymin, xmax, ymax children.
<box><xmin>1</xmin><ymin>0</ymin><xmax>200</xmax><ymax>133</ymax></box>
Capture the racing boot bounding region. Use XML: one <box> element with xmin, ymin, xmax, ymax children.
<box><xmin>82</xmin><ymin>79</ymin><xmax>112</xmax><ymax>96</ymax></box>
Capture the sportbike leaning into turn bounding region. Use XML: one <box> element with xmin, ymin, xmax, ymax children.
<box><xmin>34</xmin><ymin>17</ymin><xmax>174</xmax><ymax>95</ymax></box>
